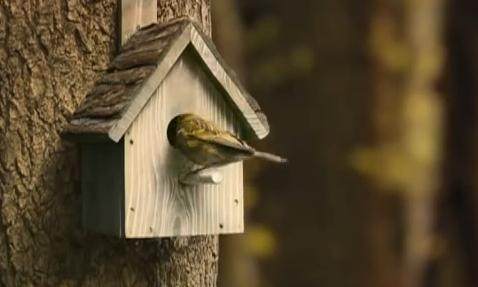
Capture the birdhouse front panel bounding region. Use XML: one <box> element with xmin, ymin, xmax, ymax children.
<box><xmin>123</xmin><ymin>49</ymin><xmax>244</xmax><ymax>238</ymax></box>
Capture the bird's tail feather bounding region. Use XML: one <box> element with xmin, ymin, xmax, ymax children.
<box><xmin>253</xmin><ymin>151</ymin><xmax>288</xmax><ymax>163</ymax></box>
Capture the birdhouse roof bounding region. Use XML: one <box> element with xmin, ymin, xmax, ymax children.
<box><xmin>65</xmin><ymin>18</ymin><xmax>269</xmax><ymax>142</ymax></box>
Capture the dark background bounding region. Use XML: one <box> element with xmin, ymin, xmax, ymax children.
<box><xmin>212</xmin><ymin>1</ymin><xmax>478</xmax><ymax>287</ymax></box>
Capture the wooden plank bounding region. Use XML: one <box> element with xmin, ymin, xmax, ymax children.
<box><xmin>65</xmin><ymin>118</ymin><xmax>118</xmax><ymax>135</ymax></box>
<box><xmin>82</xmin><ymin>142</ymin><xmax>124</xmax><ymax>237</ymax></box>
<box><xmin>121</xmin><ymin>19</ymin><xmax>185</xmax><ymax>52</ymax></box>
<box><xmin>109</xmin><ymin>44</ymin><xmax>168</xmax><ymax>70</ymax></box>
<box><xmin>73</xmin><ymin>84</ymin><xmax>128</xmax><ymax>118</ymax></box>
<box><xmin>98</xmin><ymin>65</ymin><xmax>156</xmax><ymax>85</ymax></box>
<box><xmin>124</xmin><ymin>51</ymin><xmax>244</xmax><ymax>237</ymax></box>
<box><xmin>120</xmin><ymin>0</ymin><xmax>157</xmax><ymax>45</ymax></box>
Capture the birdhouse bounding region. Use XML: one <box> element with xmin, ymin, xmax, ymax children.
<box><xmin>64</xmin><ymin>19</ymin><xmax>269</xmax><ymax>238</ymax></box>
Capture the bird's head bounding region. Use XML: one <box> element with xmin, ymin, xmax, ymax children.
<box><xmin>167</xmin><ymin>113</ymin><xmax>198</xmax><ymax>146</ymax></box>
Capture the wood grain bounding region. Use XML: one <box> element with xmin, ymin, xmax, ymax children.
<box><xmin>120</xmin><ymin>0</ymin><xmax>157</xmax><ymax>45</ymax></box>
<box><xmin>124</xmin><ymin>50</ymin><xmax>244</xmax><ymax>237</ymax></box>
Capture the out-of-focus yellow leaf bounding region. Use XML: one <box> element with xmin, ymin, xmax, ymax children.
<box><xmin>370</xmin><ymin>15</ymin><xmax>410</xmax><ymax>72</ymax></box>
<box><xmin>246</xmin><ymin>225</ymin><xmax>277</xmax><ymax>259</ymax></box>
<box><xmin>246</xmin><ymin>16</ymin><xmax>279</xmax><ymax>51</ymax></box>
<box><xmin>413</xmin><ymin>46</ymin><xmax>444</xmax><ymax>81</ymax></box>
<box><xmin>403</xmin><ymin>92</ymin><xmax>443</xmax><ymax>167</ymax></box>
<box><xmin>244</xmin><ymin>184</ymin><xmax>259</xmax><ymax>211</ymax></box>
<box><xmin>350</xmin><ymin>146</ymin><xmax>415</xmax><ymax>192</ymax></box>
<box><xmin>289</xmin><ymin>45</ymin><xmax>315</xmax><ymax>73</ymax></box>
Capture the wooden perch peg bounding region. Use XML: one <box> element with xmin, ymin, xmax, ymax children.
<box><xmin>180</xmin><ymin>168</ymin><xmax>224</xmax><ymax>185</ymax></box>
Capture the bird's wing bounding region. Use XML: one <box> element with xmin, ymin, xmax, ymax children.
<box><xmin>190</xmin><ymin>131</ymin><xmax>255</xmax><ymax>155</ymax></box>
<box><xmin>179</xmin><ymin>117</ymin><xmax>254</xmax><ymax>154</ymax></box>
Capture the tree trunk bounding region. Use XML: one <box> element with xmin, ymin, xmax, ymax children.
<box><xmin>0</xmin><ymin>0</ymin><xmax>217</xmax><ymax>286</ymax></box>
<box><xmin>361</xmin><ymin>0</ymin><xmax>445</xmax><ymax>286</ymax></box>
<box><xmin>435</xmin><ymin>1</ymin><xmax>478</xmax><ymax>286</ymax></box>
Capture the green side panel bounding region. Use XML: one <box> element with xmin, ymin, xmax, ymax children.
<box><xmin>81</xmin><ymin>141</ymin><xmax>124</xmax><ymax>237</ymax></box>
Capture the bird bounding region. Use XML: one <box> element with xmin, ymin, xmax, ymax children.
<box><xmin>167</xmin><ymin>113</ymin><xmax>287</xmax><ymax>170</ymax></box>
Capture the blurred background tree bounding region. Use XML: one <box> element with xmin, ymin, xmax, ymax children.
<box><xmin>213</xmin><ymin>0</ymin><xmax>478</xmax><ymax>286</ymax></box>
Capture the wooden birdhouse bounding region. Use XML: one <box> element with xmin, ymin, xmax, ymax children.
<box><xmin>64</xmin><ymin>18</ymin><xmax>269</xmax><ymax>238</ymax></box>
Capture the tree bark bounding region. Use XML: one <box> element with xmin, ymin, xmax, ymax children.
<box><xmin>157</xmin><ymin>0</ymin><xmax>211</xmax><ymax>37</ymax></box>
<box><xmin>0</xmin><ymin>0</ymin><xmax>217</xmax><ymax>286</ymax></box>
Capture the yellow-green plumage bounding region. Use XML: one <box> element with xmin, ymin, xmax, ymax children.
<box><xmin>167</xmin><ymin>113</ymin><xmax>287</xmax><ymax>168</ymax></box>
